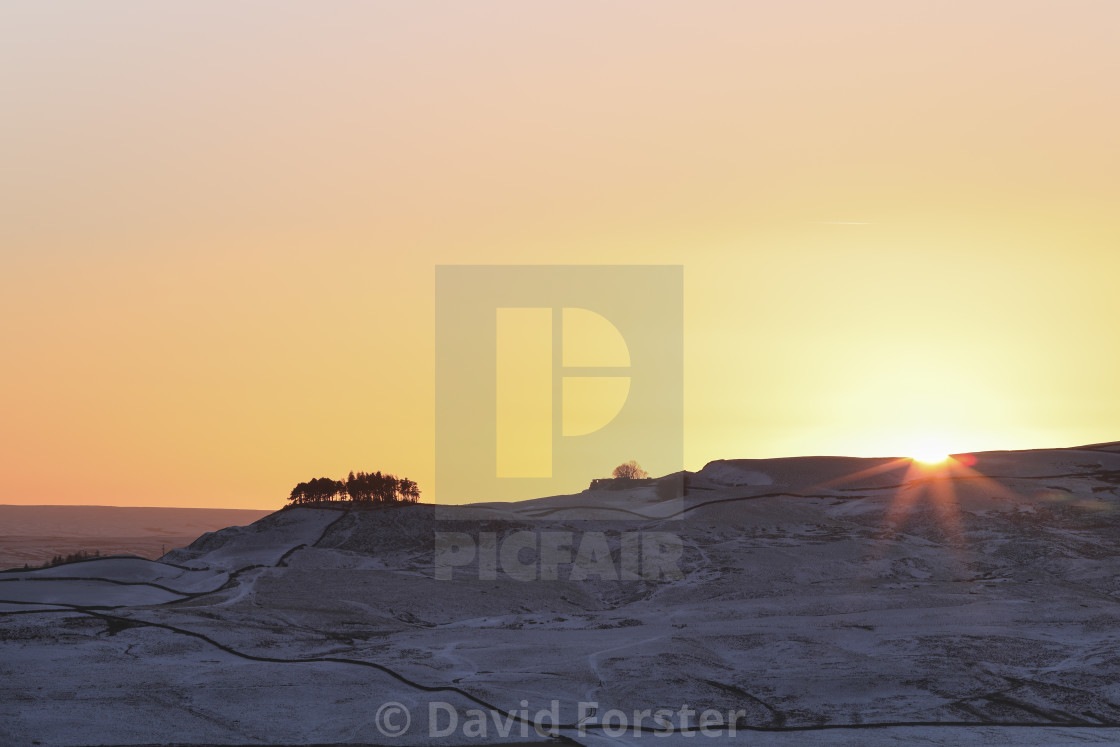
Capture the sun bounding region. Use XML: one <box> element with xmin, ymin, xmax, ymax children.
<box><xmin>907</xmin><ymin>437</ymin><xmax>953</xmax><ymax>465</ymax></box>
<box><xmin>912</xmin><ymin>450</ymin><xmax>950</xmax><ymax>465</ymax></box>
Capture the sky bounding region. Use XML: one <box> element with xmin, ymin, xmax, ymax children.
<box><xmin>2</xmin><ymin>1</ymin><xmax>1118</xmax><ymax>509</ymax></box>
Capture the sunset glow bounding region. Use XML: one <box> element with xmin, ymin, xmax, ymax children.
<box><xmin>1</xmin><ymin>2</ymin><xmax>1119</xmax><ymax>508</ymax></box>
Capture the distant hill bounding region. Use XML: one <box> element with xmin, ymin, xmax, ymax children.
<box><xmin>0</xmin><ymin>505</ymin><xmax>272</xmax><ymax>569</ymax></box>
<box><xmin>5</xmin><ymin>443</ymin><xmax>1120</xmax><ymax>741</ymax></box>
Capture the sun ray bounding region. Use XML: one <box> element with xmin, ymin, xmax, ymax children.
<box><xmin>809</xmin><ymin>457</ymin><xmax>913</xmax><ymax>492</ymax></box>
<box><xmin>794</xmin><ymin>447</ymin><xmax>1015</xmax><ymax>577</ymax></box>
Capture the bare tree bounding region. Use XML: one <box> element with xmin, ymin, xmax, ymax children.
<box><xmin>612</xmin><ymin>460</ymin><xmax>649</xmax><ymax>480</ymax></box>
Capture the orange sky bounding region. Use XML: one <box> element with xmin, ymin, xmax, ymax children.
<box><xmin>2</xmin><ymin>2</ymin><xmax>1118</xmax><ymax>509</ymax></box>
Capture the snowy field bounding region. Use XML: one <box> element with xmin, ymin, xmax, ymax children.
<box><xmin>4</xmin><ymin>444</ymin><xmax>1120</xmax><ymax>745</ymax></box>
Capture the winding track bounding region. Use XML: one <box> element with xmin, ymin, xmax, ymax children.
<box><xmin>6</xmin><ymin>503</ymin><xmax>1120</xmax><ymax>738</ymax></box>
<box><xmin>3</xmin><ymin>603</ymin><xmax>1120</xmax><ymax>736</ymax></box>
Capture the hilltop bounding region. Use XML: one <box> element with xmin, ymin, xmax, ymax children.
<box><xmin>3</xmin><ymin>442</ymin><xmax>1120</xmax><ymax>744</ymax></box>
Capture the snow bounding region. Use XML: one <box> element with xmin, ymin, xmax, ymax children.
<box><xmin>695</xmin><ymin>461</ymin><xmax>774</xmax><ymax>487</ymax></box>
<box><xmin>161</xmin><ymin>507</ymin><xmax>343</xmax><ymax>570</ymax></box>
<box><xmin>0</xmin><ymin>578</ymin><xmax>184</xmax><ymax>607</ymax></box>
<box><xmin>4</xmin><ymin>557</ymin><xmax>225</xmax><ymax>592</ymax></box>
<box><xmin>4</xmin><ymin>444</ymin><xmax>1120</xmax><ymax>745</ymax></box>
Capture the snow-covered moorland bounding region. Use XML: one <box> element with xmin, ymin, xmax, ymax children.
<box><xmin>4</xmin><ymin>443</ymin><xmax>1120</xmax><ymax>745</ymax></box>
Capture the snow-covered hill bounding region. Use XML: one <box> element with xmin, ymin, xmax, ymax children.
<box><xmin>4</xmin><ymin>444</ymin><xmax>1120</xmax><ymax>745</ymax></box>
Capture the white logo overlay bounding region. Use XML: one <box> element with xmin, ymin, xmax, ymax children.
<box><xmin>374</xmin><ymin>701</ymin><xmax>411</xmax><ymax>737</ymax></box>
<box><xmin>372</xmin><ymin>700</ymin><xmax>748</xmax><ymax>739</ymax></box>
<box><xmin>435</xmin><ymin>265</ymin><xmax>683</xmax><ymax>509</ymax></box>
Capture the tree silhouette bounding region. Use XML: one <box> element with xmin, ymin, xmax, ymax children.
<box><xmin>45</xmin><ymin>549</ymin><xmax>99</xmax><ymax>568</ymax></box>
<box><xmin>397</xmin><ymin>477</ymin><xmax>420</xmax><ymax>503</ymax></box>
<box><xmin>289</xmin><ymin>477</ymin><xmax>345</xmax><ymax>504</ymax></box>
<box><xmin>612</xmin><ymin>460</ymin><xmax>649</xmax><ymax>480</ymax></box>
<box><xmin>288</xmin><ymin>469</ymin><xmax>421</xmax><ymax>506</ymax></box>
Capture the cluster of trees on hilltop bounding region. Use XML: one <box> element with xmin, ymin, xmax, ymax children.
<box><xmin>287</xmin><ymin>471</ymin><xmax>420</xmax><ymax>506</ymax></box>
